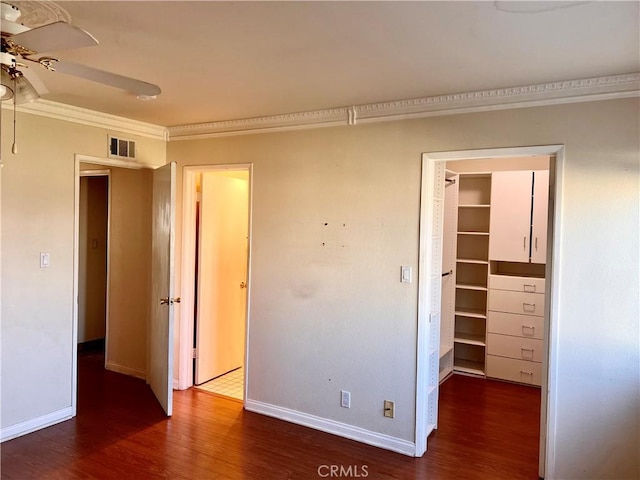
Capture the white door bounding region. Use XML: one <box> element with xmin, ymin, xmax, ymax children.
<box><xmin>148</xmin><ymin>162</ymin><xmax>176</xmax><ymax>415</ymax></box>
<box><xmin>489</xmin><ymin>171</ymin><xmax>533</xmax><ymax>262</ymax></box>
<box><xmin>195</xmin><ymin>173</ymin><xmax>249</xmax><ymax>385</ymax></box>
<box><xmin>531</xmin><ymin>170</ymin><xmax>549</xmax><ymax>264</ymax></box>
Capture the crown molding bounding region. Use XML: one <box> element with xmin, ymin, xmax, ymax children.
<box><xmin>2</xmin><ymin>73</ymin><xmax>637</xmax><ymax>143</ymax></box>
<box><xmin>168</xmin><ymin>73</ymin><xmax>640</xmax><ymax>141</ymax></box>
<box><xmin>1</xmin><ymin>99</ymin><xmax>168</xmax><ymax>141</ymax></box>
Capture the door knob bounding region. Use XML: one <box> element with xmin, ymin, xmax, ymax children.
<box><xmin>240</xmin><ymin>282</ymin><xmax>247</xmax><ymax>289</ymax></box>
<box><xmin>160</xmin><ymin>297</ymin><xmax>181</xmax><ymax>305</ymax></box>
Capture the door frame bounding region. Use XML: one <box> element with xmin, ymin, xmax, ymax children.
<box><xmin>415</xmin><ymin>145</ymin><xmax>564</xmax><ymax>480</ymax></box>
<box><xmin>177</xmin><ymin>164</ymin><xmax>253</xmax><ymax>399</ymax></box>
<box><xmin>72</xmin><ymin>154</ymin><xmax>155</xmax><ymax>416</ymax></box>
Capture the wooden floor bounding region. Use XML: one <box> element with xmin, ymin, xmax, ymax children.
<box><xmin>2</xmin><ymin>353</ymin><xmax>541</xmax><ymax>479</ymax></box>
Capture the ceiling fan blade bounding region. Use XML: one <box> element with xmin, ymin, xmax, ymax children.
<box><xmin>21</xmin><ymin>67</ymin><xmax>49</xmax><ymax>95</ymax></box>
<box><xmin>11</xmin><ymin>21</ymin><xmax>98</xmax><ymax>53</ymax></box>
<box><xmin>51</xmin><ymin>60</ymin><xmax>161</xmax><ymax>96</ymax></box>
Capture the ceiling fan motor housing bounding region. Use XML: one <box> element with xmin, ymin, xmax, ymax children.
<box><xmin>1</xmin><ymin>2</ymin><xmax>29</xmax><ymax>35</ymax></box>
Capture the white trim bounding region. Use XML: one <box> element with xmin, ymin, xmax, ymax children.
<box><xmin>72</xmin><ymin>158</ymin><xmax>80</xmax><ymax>417</ymax></box>
<box><xmin>76</xmin><ymin>154</ymin><xmax>157</xmax><ymax>170</ymax></box>
<box><xmin>168</xmin><ymin>73</ymin><xmax>639</xmax><ymax>140</ymax></box>
<box><xmin>80</xmin><ymin>169</ymin><xmax>110</xmax><ymax>177</ymax></box>
<box><xmin>543</xmin><ymin>148</ymin><xmax>565</xmax><ymax>480</ymax></box>
<box><xmin>1</xmin><ymin>99</ymin><xmax>167</xmax><ymax>140</ymax></box>
<box><xmin>1</xmin><ymin>407</ymin><xmax>74</xmax><ymax>443</ymax></box>
<box><xmin>177</xmin><ymin>164</ymin><xmax>253</xmax><ymax>395</ymax></box>
<box><xmin>105</xmin><ymin>361</ymin><xmax>146</xmax><ymax>380</ymax></box>
<box><xmin>417</xmin><ymin>146</ymin><xmax>563</xmax><ymax>475</ymax></box>
<box><xmin>245</xmin><ymin>399</ymin><xmax>416</xmax><ymax>457</ymax></box>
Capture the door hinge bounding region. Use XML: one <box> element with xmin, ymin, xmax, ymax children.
<box><xmin>192</xmin><ymin>348</ymin><xmax>197</xmax><ymax>359</ymax></box>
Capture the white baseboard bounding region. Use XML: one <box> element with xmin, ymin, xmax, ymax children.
<box><xmin>105</xmin><ymin>361</ymin><xmax>146</xmax><ymax>380</ymax></box>
<box><xmin>244</xmin><ymin>399</ymin><xmax>416</xmax><ymax>456</ymax></box>
<box><xmin>172</xmin><ymin>378</ymin><xmax>180</xmax><ymax>390</ymax></box>
<box><xmin>1</xmin><ymin>407</ymin><xmax>74</xmax><ymax>442</ymax></box>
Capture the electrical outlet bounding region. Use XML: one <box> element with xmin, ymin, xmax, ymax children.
<box><xmin>341</xmin><ymin>390</ymin><xmax>351</xmax><ymax>408</ymax></box>
<box><xmin>384</xmin><ymin>400</ymin><xmax>395</xmax><ymax>418</ymax></box>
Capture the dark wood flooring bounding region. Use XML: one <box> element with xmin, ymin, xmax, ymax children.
<box><xmin>1</xmin><ymin>352</ymin><xmax>541</xmax><ymax>479</ymax></box>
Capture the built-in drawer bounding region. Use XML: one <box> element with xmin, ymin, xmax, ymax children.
<box><xmin>487</xmin><ymin>311</ymin><xmax>544</xmax><ymax>339</ymax></box>
<box><xmin>486</xmin><ymin>355</ymin><xmax>542</xmax><ymax>386</ymax></box>
<box><xmin>489</xmin><ymin>275</ymin><xmax>545</xmax><ymax>294</ymax></box>
<box><xmin>487</xmin><ymin>333</ymin><xmax>543</xmax><ymax>362</ymax></box>
<box><xmin>488</xmin><ymin>289</ymin><xmax>545</xmax><ymax>317</ymax></box>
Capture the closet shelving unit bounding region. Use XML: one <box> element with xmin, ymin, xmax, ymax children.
<box><xmin>453</xmin><ymin>173</ymin><xmax>491</xmax><ymax>376</ymax></box>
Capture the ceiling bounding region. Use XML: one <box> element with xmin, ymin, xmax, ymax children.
<box><xmin>5</xmin><ymin>1</ymin><xmax>640</xmax><ymax>128</ymax></box>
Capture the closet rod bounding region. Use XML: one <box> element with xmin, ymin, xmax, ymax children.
<box><xmin>442</xmin><ymin>270</ymin><xmax>453</xmax><ymax>277</ymax></box>
<box><xmin>445</xmin><ymin>178</ymin><xmax>456</xmax><ymax>184</ymax></box>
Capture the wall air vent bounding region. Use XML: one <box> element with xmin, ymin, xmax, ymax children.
<box><xmin>108</xmin><ymin>135</ymin><xmax>136</xmax><ymax>159</ymax></box>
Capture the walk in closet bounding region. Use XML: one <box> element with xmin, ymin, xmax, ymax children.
<box><xmin>439</xmin><ymin>157</ymin><xmax>550</xmax><ymax>386</ymax></box>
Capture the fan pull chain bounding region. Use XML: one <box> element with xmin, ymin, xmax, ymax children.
<box><xmin>11</xmin><ymin>76</ymin><xmax>17</xmax><ymax>155</ymax></box>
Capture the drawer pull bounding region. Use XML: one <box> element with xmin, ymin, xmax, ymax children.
<box><xmin>522</xmin><ymin>325</ymin><xmax>536</xmax><ymax>336</ymax></box>
<box><xmin>523</xmin><ymin>236</ymin><xmax>526</xmax><ymax>250</ymax></box>
<box><xmin>523</xmin><ymin>302</ymin><xmax>536</xmax><ymax>312</ymax></box>
<box><xmin>520</xmin><ymin>370</ymin><xmax>534</xmax><ymax>376</ymax></box>
<box><xmin>523</xmin><ymin>284</ymin><xmax>536</xmax><ymax>292</ymax></box>
<box><xmin>521</xmin><ymin>347</ymin><xmax>534</xmax><ymax>360</ymax></box>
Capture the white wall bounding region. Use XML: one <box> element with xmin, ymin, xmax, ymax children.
<box><xmin>168</xmin><ymin>98</ymin><xmax>639</xmax><ymax>479</ymax></box>
<box><xmin>1</xmin><ymin>111</ymin><xmax>165</xmax><ymax>435</ymax></box>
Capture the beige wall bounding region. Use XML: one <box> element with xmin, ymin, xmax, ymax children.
<box><xmin>168</xmin><ymin>98</ymin><xmax>639</xmax><ymax>479</ymax></box>
<box><xmin>1</xmin><ymin>111</ymin><xmax>165</xmax><ymax>431</ymax></box>
<box><xmin>78</xmin><ymin>176</ymin><xmax>108</xmax><ymax>343</ymax></box>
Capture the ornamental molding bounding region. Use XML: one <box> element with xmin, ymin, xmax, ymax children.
<box><xmin>2</xmin><ymin>73</ymin><xmax>637</xmax><ymax>142</ymax></box>
<box><xmin>168</xmin><ymin>73</ymin><xmax>639</xmax><ymax>140</ymax></box>
<box><xmin>1</xmin><ymin>99</ymin><xmax>168</xmax><ymax>140</ymax></box>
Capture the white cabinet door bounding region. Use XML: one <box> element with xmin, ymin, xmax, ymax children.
<box><xmin>489</xmin><ymin>171</ymin><xmax>533</xmax><ymax>262</ymax></box>
<box><xmin>531</xmin><ymin>170</ymin><xmax>549</xmax><ymax>264</ymax></box>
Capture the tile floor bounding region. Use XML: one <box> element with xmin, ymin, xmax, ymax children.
<box><xmin>196</xmin><ymin>367</ymin><xmax>244</xmax><ymax>400</ymax></box>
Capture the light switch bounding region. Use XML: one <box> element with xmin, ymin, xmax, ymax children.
<box><xmin>40</xmin><ymin>252</ymin><xmax>50</xmax><ymax>268</ymax></box>
<box><xmin>401</xmin><ymin>266</ymin><xmax>412</xmax><ymax>283</ymax></box>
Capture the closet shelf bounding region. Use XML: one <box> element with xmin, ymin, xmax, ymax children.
<box><xmin>455</xmin><ymin>309</ymin><xmax>487</xmax><ymax>319</ymax></box>
<box><xmin>458</xmin><ymin>204</ymin><xmax>490</xmax><ymax>208</ymax></box>
<box><xmin>456</xmin><ymin>283</ymin><xmax>488</xmax><ymax>291</ymax></box>
<box><xmin>456</xmin><ymin>258</ymin><xmax>489</xmax><ymax>265</ymax></box>
<box><xmin>457</xmin><ymin>231</ymin><xmax>490</xmax><ymax>236</ymax></box>
<box><xmin>453</xmin><ymin>359</ymin><xmax>485</xmax><ymax>376</ymax></box>
<box><xmin>454</xmin><ymin>333</ymin><xmax>486</xmax><ymax>346</ymax></box>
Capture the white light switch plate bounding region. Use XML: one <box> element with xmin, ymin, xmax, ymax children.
<box><xmin>401</xmin><ymin>266</ymin><xmax>412</xmax><ymax>283</ymax></box>
<box><xmin>40</xmin><ymin>252</ymin><xmax>50</xmax><ymax>268</ymax></box>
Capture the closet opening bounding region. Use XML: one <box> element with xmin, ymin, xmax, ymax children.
<box><xmin>416</xmin><ymin>146</ymin><xmax>564</xmax><ymax>480</ymax></box>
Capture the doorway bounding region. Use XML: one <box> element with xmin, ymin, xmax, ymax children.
<box><xmin>416</xmin><ymin>146</ymin><xmax>564</xmax><ymax>479</ymax></box>
<box><xmin>178</xmin><ymin>165</ymin><xmax>252</xmax><ymax>401</ymax></box>
<box><xmin>78</xmin><ymin>172</ymin><xmax>109</xmax><ymax>362</ymax></box>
